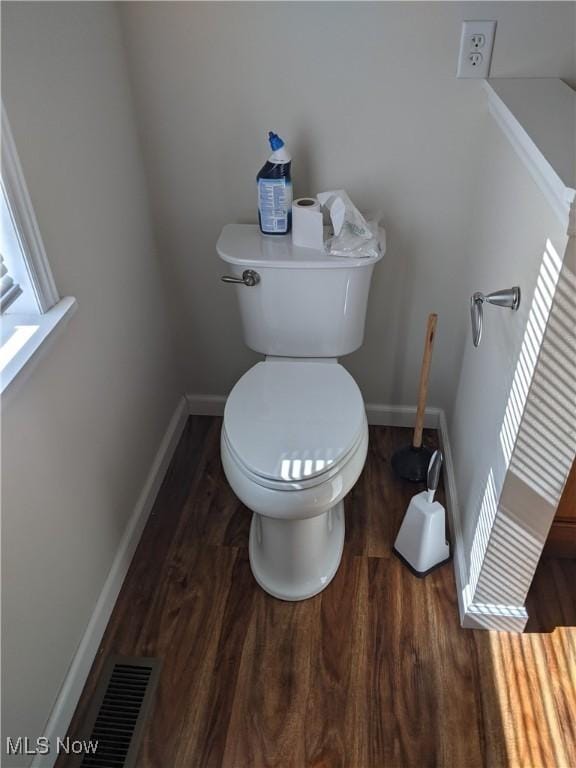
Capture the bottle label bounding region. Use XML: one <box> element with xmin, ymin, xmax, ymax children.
<box><xmin>258</xmin><ymin>179</ymin><xmax>292</xmax><ymax>233</ymax></box>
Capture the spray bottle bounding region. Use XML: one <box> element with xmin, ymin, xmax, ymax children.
<box><xmin>257</xmin><ymin>132</ymin><xmax>292</xmax><ymax>235</ymax></box>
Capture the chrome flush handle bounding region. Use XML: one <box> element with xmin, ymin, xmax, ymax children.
<box><xmin>470</xmin><ymin>286</ymin><xmax>521</xmax><ymax>347</ymax></box>
<box><xmin>221</xmin><ymin>269</ymin><xmax>260</xmax><ymax>287</ymax></box>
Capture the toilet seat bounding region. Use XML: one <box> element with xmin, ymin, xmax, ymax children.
<box><xmin>223</xmin><ymin>361</ymin><xmax>366</xmax><ymax>491</ymax></box>
<box><xmin>221</xmin><ymin>427</ymin><xmax>365</xmax><ymax>492</ymax></box>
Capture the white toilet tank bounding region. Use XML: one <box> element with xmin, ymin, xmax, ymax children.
<box><xmin>217</xmin><ymin>224</ymin><xmax>383</xmax><ymax>357</ymax></box>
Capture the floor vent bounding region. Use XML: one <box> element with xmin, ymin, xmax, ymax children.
<box><xmin>72</xmin><ymin>656</ymin><xmax>161</xmax><ymax>768</ymax></box>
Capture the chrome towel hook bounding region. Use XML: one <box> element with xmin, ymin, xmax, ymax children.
<box><xmin>470</xmin><ymin>287</ymin><xmax>521</xmax><ymax>347</ymax></box>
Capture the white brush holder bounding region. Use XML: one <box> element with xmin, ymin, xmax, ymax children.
<box><xmin>393</xmin><ymin>491</ymin><xmax>450</xmax><ymax>576</ymax></box>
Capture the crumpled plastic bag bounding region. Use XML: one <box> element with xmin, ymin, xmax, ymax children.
<box><xmin>317</xmin><ymin>189</ymin><xmax>383</xmax><ymax>259</ymax></box>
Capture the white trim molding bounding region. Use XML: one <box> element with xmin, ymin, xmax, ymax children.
<box><xmin>32</xmin><ymin>397</ymin><xmax>189</xmax><ymax>768</ymax></box>
<box><xmin>186</xmin><ymin>392</ymin><xmax>226</xmax><ymax>416</ymax></box>
<box><xmin>463</xmin><ymin>602</ymin><xmax>529</xmax><ymax>633</ymax></box>
<box><xmin>1</xmin><ymin>104</ymin><xmax>60</xmax><ymax>312</ymax></box>
<box><xmin>1</xmin><ymin>296</ymin><xmax>77</xmax><ymax>401</ymax></box>
<box><xmin>186</xmin><ymin>393</ymin><xmax>443</xmax><ymax>430</ymax></box>
<box><xmin>484</xmin><ymin>79</ymin><xmax>576</xmax><ymax>226</ymax></box>
<box><xmin>437</xmin><ymin>410</ymin><xmax>468</xmax><ymax>621</ymax></box>
<box><xmin>365</xmin><ymin>403</ymin><xmax>441</xmax><ymax>429</ymax></box>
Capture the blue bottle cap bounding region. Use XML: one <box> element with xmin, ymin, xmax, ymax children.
<box><xmin>268</xmin><ymin>132</ymin><xmax>285</xmax><ymax>151</ymax></box>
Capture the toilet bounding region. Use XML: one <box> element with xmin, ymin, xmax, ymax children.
<box><xmin>217</xmin><ymin>223</ymin><xmax>383</xmax><ymax>600</ymax></box>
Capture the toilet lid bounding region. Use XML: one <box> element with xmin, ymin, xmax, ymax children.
<box><xmin>223</xmin><ymin>362</ymin><xmax>365</xmax><ymax>485</ymax></box>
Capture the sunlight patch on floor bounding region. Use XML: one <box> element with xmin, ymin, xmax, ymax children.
<box><xmin>488</xmin><ymin>628</ymin><xmax>576</xmax><ymax>768</ymax></box>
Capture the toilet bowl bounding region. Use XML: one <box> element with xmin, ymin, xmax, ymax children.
<box><xmin>221</xmin><ymin>360</ymin><xmax>368</xmax><ymax>600</ymax></box>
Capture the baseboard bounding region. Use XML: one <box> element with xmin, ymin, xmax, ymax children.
<box><xmin>462</xmin><ymin>602</ymin><xmax>529</xmax><ymax>632</ymax></box>
<box><xmin>365</xmin><ymin>403</ymin><xmax>441</xmax><ymax>428</ymax></box>
<box><xmin>186</xmin><ymin>393</ymin><xmax>226</xmax><ymax>416</ymax></box>
<box><xmin>437</xmin><ymin>410</ymin><xmax>470</xmax><ymax>626</ymax></box>
<box><xmin>33</xmin><ymin>397</ymin><xmax>189</xmax><ymax>768</ymax></box>
<box><xmin>186</xmin><ymin>393</ymin><xmax>442</xmax><ymax>428</ymax></box>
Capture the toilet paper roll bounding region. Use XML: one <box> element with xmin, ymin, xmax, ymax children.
<box><xmin>292</xmin><ymin>198</ymin><xmax>324</xmax><ymax>251</ymax></box>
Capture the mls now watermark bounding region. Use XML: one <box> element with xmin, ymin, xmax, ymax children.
<box><xmin>6</xmin><ymin>736</ymin><xmax>99</xmax><ymax>756</ymax></box>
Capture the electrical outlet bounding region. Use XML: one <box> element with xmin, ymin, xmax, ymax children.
<box><xmin>469</xmin><ymin>52</ymin><xmax>483</xmax><ymax>68</ymax></box>
<box><xmin>457</xmin><ymin>20</ymin><xmax>496</xmax><ymax>78</ymax></box>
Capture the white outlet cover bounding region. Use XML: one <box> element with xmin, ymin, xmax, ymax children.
<box><xmin>457</xmin><ymin>20</ymin><xmax>497</xmax><ymax>79</ymax></box>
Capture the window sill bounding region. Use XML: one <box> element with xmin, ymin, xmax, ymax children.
<box><xmin>1</xmin><ymin>296</ymin><xmax>77</xmax><ymax>399</ymax></box>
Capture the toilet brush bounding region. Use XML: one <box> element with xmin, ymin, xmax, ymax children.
<box><xmin>391</xmin><ymin>313</ymin><xmax>437</xmax><ymax>482</ymax></box>
<box><xmin>393</xmin><ymin>450</ymin><xmax>451</xmax><ymax>576</ymax></box>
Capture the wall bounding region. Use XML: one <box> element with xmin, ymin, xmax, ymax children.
<box><xmin>1</xmin><ymin>3</ymin><xmax>181</xmax><ymax>759</ymax></box>
<box><xmin>119</xmin><ymin>1</ymin><xmax>576</xmax><ymax>411</ymax></box>
<box><xmin>448</xmin><ymin>108</ymin><xmax>570</xmax><ymax>609</ymax></box>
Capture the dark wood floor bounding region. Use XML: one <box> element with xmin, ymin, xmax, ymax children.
<box><xmin>61</xmin><ymin>417</ymin><xmax>576</xmax><ymax>768</ymax></box>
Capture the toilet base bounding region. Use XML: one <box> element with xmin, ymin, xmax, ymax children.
<box><xmin>249</xmin><ymin>501</ymin><xmax>345</xmax><ymax>601</ymax></box>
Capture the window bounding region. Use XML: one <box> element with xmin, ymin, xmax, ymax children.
<box><xmin>1</xmin><ymin>254</ymin><xmax>23</xmax><ymax>313</ymax></box>
<box><xmin>1</xmin><ymin>105</ymin><xmax>76</xmax><ymax>394</ymax></box>
<box><xmin>1</xmin><ymin>179</ymin><xmax>37</xmax><ymax>314</ymax></box>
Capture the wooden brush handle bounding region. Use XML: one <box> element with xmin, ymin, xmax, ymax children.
<box><xmin>413</xmin><ymin>313</ymin><xmax>438</xmax><ymax>449</ymax></box>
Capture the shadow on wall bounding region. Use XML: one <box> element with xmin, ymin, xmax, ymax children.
<box><xmin>465</xmin><ymin>237</ymin><xmax>576</xmax><ymax>630</ymax></box>
<box><xmin>509</xmin><ymin>244</ymin><xmax>576</xmax><ymax>504</ymax></box>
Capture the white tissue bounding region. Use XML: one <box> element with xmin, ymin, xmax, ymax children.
<box><xmin>317</xmin><ymin>189</ymin><xmax>382</xmax><ymax>259</ymax></box>
<box><xmin>317</xmin><ymin>194</ymin><xmax>346</xmax><ymax>236</ymax></box>
<box><xmin>292</xmin><ymin>197</ymin><xmax>324</xmax><ymax>250</ymax></box>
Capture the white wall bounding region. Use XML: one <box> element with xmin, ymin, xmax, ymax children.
<box><xmin>119</xmin><ymin>1</ymin><xmax>576</xmax><ymax>411</ymax></box>
<box><xmin>1</xmin><ymin>3</ymin><xmax>181</xmax><ymax>758</ymax></box>
<box><xmin>448</xmin><ymin>109</ymin><xmax>570</xmax><ymax>588</ymax></box>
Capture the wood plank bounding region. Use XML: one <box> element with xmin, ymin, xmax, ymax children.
<box><xmin>137</xmin><ymin>543</ymin><xmax>238</xmax><ymax>767</ymax></box>
<box><xmin>543</xmin><ymin>519</ymin><xmax>576</xmax><ymax>558</ymax></box>
<box><xmin>498</xmin><ymin>557</ymin><xmax>576</xmax><ymax>766</ymax></box>
<box><xmin>468</xmin><ymin>634</ymin><xmax>509</xmax><ymax>768</ymax></box>
<box><xmin>526</xmin><ymin>557</ymin><xmax>576</xmax><ymax>631</ymax></box>
<box><xmin>181</xmin><ymin>417</ymin><xmax>251</xmax><ymax>548</ymax></box>
<box><xmin>221</xmin><ymin>590</ymin><xmax>321</xmax><ymax>767</ymax></box>
<box><xmin>174</xmin><ymin>548</ymin><xmax>256</xmax><ymax>767</ymax></box>
<box><xmin>556</xmin><ymin>457</ymin><xmax>576</xmax><ymax>521</ymax></box>
<box><xmin>346</xmin><ymin>426</ymin><xmax>442</xmax><ymax>559</ymax></box>
<box><xmin>424</xmin><ymin>565</ymin><xmax>486</xmax><ymax>768</ymax></box>
<box><xmin>483</xmin><ymin>630</ymin><xmax>576</xmax><ymax>768</ymax></box>
<box><xmin>58</xmin><ymin>415</ymin><xmax>215</xmax><ymax>749</ymax></box>
<box><xmin>544</xmin><ymin>458</ymin><xmax>576</xmax><ymax>557</ymax></box>
<box><xmin>304</xmin><ymin>552</ymin><xmax>369</xmax><ymax>768</ymax></box>
<box><xmin>58</xmin><ymin>417</ymin><xmax>575</xmax><ymax>768</ymax></box>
